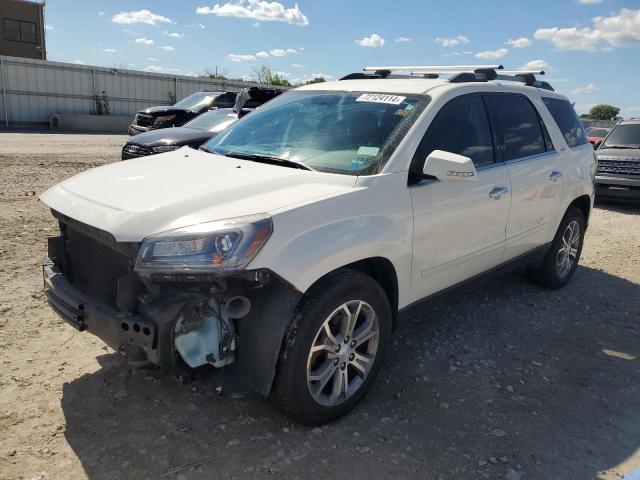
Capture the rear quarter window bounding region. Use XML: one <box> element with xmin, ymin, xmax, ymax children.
<box><xmin>542</xmin><ymin>97</ymin><xmax>588</xmax><ymax>148</ymax></box>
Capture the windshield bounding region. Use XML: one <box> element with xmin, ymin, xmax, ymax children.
<box><xmin>586</xmin><ymin>127</ymin><xmax>609</xmax><ymax>138</ymax></box>
<box><xmin>183</xmin><ymin>109</ymin><xmax>241</xmax><ymax>132</ymax></box>
<box><xmin>202</xmin><ymin>90</ymin><xmax>428</xmax><ymax>175</ymax></box>
<box><xmin>173</xmin><ymin>92</ymin><xmax>221</xmax><ymax>111</ymax></box>
<box><xmin>602</xmin><ymin>124</ymin><xmax>640</xmax><ymax>149</ymax></box>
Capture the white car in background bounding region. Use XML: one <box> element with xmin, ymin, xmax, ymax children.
<box><xmin>41</xmin><ymin>65</ymin><xmax>595</xmax><ymax>424</ymax></box>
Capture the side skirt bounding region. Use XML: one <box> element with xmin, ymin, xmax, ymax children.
<box><xmin>398</xmin><ymin>243</ymin><xmax>551</xmax><ymax>321</ymax></box>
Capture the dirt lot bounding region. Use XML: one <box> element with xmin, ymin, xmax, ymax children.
<box><xmin>0</xmin><ymin>132</ymin><xmax>639</xmax><ymax>480</ymax></box>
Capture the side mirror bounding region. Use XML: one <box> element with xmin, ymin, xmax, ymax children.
<box><xmin>423</xmin><ymin>150</ymin><xmax>478</xmax><ymax>182</ymax></box>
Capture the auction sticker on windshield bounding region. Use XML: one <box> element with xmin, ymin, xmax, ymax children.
<box><xmin>356</xmin><ymin>93</ymin><xmax>406</xmax><ymax>105</ymax></box>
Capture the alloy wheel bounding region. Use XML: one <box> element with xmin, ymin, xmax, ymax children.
<box><xmin>306</xmin><ymin>300</ymin><xmax>379</xmax><ymax>407</ymax></box>
<box><xmin>557</xmin><ymin>220</ymin><xmax>581</xmax><ymax>278</ymax></box>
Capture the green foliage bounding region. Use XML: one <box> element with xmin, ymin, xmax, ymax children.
<box><xmin>254</xmin><ymin>66</ymin><xmax>292</xmax><ymax>86</ymax></box>
<box><xmin>588</xmin><ymin>104</ymin><xmax>620</xmax><ymax>121</ymax></box>
<box><xmin>168</xmin><ymin>91</ymin><xmax>177</xmax><ymax>105</ymax></box>
<box><xmin>305</xmin><ymin>77</ymin><xmax>326</xmax><ymax>85</ymax></box>
<box><xmin>92</xmin><ymin>91</ymin><xmax>111</xmax><ymax>116</ymax></box>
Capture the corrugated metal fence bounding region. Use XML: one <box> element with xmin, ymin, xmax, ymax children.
<box><xmin>0</xmin><ymin>55</ymin><xmax>288</xmax><ymax>128</ymax></box>
<box><xmin>581</xmin><ymin>119</ymin><xmax>619</xmax><ymax>129</ymax></box>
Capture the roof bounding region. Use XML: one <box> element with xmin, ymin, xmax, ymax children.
<box><xmin>617</xmin><ymin>118</ymin><xmax>640</xmax><ymax>125</ymax></box>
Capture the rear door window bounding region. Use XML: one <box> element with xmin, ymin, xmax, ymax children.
<box><xmin>542</xmin><ymin>97</ymin><xmax>588</xmax><ymax>148</ymax></box>
<box><xmin>486</xmin><ymin>95</ymin><xmax>546</xmax><ymax>161</ymax></box>
<box><xmin>413</xmin><ymin>94</ymin><xmax>494</xmax><ymax>169</ymax></box>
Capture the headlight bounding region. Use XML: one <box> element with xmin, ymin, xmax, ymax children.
<box><xmin>154</xmin><ymin>114</ymin><xmax>176</xmax><ymax>125</ymax></box>
<box><xmin>152</xmin><ymin>145</ymin><xmax>180</xmax><ymax>153</ymax></box>
<box><xmin>135</xmin><ymin>214</ymin><xmax>273</xmax><ymax>275</ymax></box>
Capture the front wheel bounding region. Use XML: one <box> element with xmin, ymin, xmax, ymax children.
<box><xmin>272</xmin><ymin>270</ymin><xmax>392</xmax><ymax>425</ymax></box>
<box><xmin>528</xmin><ymin>206</ymin><xmax>586</xmax><ymax>289</ymax></box>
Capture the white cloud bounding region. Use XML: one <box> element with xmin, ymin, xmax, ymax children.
<box><xmin>72</xmin><ymin>60</ymin><xmax>85</xmax><ymax>65</ymax></box>
<box><xmin>98</xmin><ymin>11</ymin><xmax>105</xmax><ymax>16</ymax></box>
<box><xmin>45</xmin><ymin>24</ymin><xmax>54</xmax><ymax>31</ymax></box>
<box><xmin>519</xmin><ymin>59</ymin><xmax>555</xmax><ymax>72</ymax></box>
<box><xmin>147</xmin><ymin>57</ymin><xmax>159</xmax><ymax>62</ymax></box>
<box><xmin>535</xmin><ymin>8</ymin><xmax>640</xmax><ymax>51</ymax></box>
<box><xmin>355</xmin><ymin>33</ymin><xmax>385</xmax><ymax>48</ymax></box>
<box><xmin>101</xmin><ymin>48</ymin><xmax>117</xmax><ymax>53</ymax></box>
<box><xmin>270</xmin><ymin>48</ymin><xmax>287</xmax><ymax>57</ymax></box>
<box><xmin>506</xmin><ymin>37</ymin><xmax>531</xmax><ymax>48</ymax></box>
<box><xmin>475</xmin><ymin>48</ymin><xmax>508</xmax><ymax>59</ymax></box>
<box><xmin>196</xmin><ymin>1</ymin><xmax>309</xmax><ymax>26</ymax></box>
<box><xmin>135</xmin><ymin>37</ymin><xmax>155</xmax><ymax>46</ymax></box>
<box><xmin>572</xmin><ymin>83</ymin><xmax>597</xmax><ymax>95</ymax></box>
<box><xmin>292</xmin><ymin>63</ymin><xmax>305</xmax><ymax>68</ymax></box>
<box><xmin>286</xmin><ymin>48</ymin><xmax>297</xmax><ymax>54</ymax></box>
<box><xmin>395</xmin><ymin>37</ymin><xmax>411</xmax><ymax>43</ymax></box>
<box><xmin>112</xmin><ymin>9</ymin><xmax>174</xmax><ymax>26</ymax></box>
<box><xmin>159</xmin><ymin>45</ymin><xmax>175</xmax><ymax>51</ymax></box>
<box><xmin>165</xmin><ymin>32</ymin><xmax>184</xmax><ymax>38</ymax></box>
<box><xmin>228</xmin><ymin>53</ymin><xmax>257</xmax><ymax>62</ymax></box>
<box><xmin>256</xmin><ymin>51</ymin><xmax>270</xmax><ymax>58</ymax></box>
<box><xmin>577</xmin><ymin>0</ymin><xmax>602</xmax><ymax>3</ymax></box>
<box><xmin>290</xmin><ymin>72</ymin><xmax>335</xmax><ymax>84</ymax></box>
<box><xmin>435</xmin><ymin>35</ymin><xmax>470</xmax><ymax>47</ymax></box>
<box><xmin>534</xmin><ymin>27</ymin><xmax>600</xmax><ymax>51</ymax></box>
<box><xmin>274</xmin><ymin>70</ymin><xmax>290</xmax><ymax>78</ymax></box>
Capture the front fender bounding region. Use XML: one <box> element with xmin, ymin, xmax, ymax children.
<box><xmin>251</xmin><ymin>173</ymin><xmax>414</xmax><ymax>307</ymax></box>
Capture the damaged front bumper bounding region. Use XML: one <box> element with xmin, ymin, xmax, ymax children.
<box><xmin>43</xmin><ymin>261</ymin><xmax>302</xmax><ymax>395</ymax></box>
<box><xmin>44</xmin><ymin>263</ymin><xmax>159</xmax><ymax>361</ymax></box>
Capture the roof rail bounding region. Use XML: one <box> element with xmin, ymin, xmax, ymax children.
<box><xmin>363</xmin><ymin>65</ymin><xmax>504</xmax><ymax>74</ymax></box>
<box><xmin>340</xmin><ymin>65</ymin><xmax>555</xmax><ymax>91</ymax></box>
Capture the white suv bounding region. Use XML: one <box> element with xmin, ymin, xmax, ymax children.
<box><xmin>41</xmin><ymin>65</ymin><xmax>595</xmax><ymax>424</ymax></box>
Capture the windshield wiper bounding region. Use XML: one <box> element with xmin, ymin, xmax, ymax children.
<box><xmin>224</xmin><ymin>152</ymin><xmax>315</xmax><ymax>171</ymax></box>
<box><xmin>602</xmin><ymin>145</ymin><xmax>640</xmax><ymax>149</ymax></box>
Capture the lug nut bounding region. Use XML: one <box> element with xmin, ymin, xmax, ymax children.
<box><xmin>335</xmin><ymin>344</ymin><xmax>341</xmax><ymax>352</ymax></box>
<box><xmin>340</xmin><ymin>362</ymin><xmax>346</xmax><ymax>370</ymax></box>
<box><xmin>351</xmin><ymin>340</ymin><xmax>356</xmax><ymax>347</ymax></box>
<box><xmin>334</xmin><ymin>358</ymin><xmax>339</xmax><ymax>366</ymax></box>
<box><xmin>344</xmin><ymin>336</ymin><xmax>350</xmax><ymax>344</ymax></box>
<box><xmin>349</xmin><ymin>353</ymin><xmax>355</xmax><ymax>361</ymax></box>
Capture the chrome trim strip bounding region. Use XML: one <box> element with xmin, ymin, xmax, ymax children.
<box><xmin>504</xmin><ymin>150</ymin><xmax>558</xmax><ymax>166</ymax></box>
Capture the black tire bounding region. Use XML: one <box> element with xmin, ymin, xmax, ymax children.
<box><xmin>271</xmin><ymin>269</ymin><xmax>392</xmax><ymax>425</ymax></box>
<box><xmin>527</xmin><ymin>206</ymin><xmax>586</xmax><ymax>289</ymax></box>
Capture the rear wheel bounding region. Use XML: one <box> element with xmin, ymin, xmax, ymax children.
<box><xmin>272</xmin><ymin>270</ymin><xmax>391</xmax><ymax>425</ymax></box>
<box><xmin>528</xmin><ymin>206</ymin><xmax>586</xmax><ymax>289</ymax></box>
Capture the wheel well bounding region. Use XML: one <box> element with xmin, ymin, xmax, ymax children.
<box><xmin>569</xmin><ymin>195</ymin><xmax>591</xmax><ymax>224</ymax></box>
<box><xmin>342</xmin><ymin>257</ymin><xmax>399</xmax><ymax>321</ymax></box>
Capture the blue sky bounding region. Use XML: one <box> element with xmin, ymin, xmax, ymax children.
<box><xmin>44</xmin><ymin>0</ymin><xmax>640</xmax><ymax>117</ymax></box>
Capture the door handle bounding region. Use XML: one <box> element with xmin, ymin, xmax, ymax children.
<box><xmin>550</xmin><ymin>171</ymin><xmax>562</xmax><ymax>182</ymax></box>
<box><xmin>489</xmin><ymin>186</ymin><xmax>509</xmax><ymax>200</ymax></box>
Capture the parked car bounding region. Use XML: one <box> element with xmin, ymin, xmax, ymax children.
<box><xmin>586</xmin><ymin>127</ymin><xmax>611</xmax><ymax>147</ymax></box>
<box><xmin>41</xmin><ymin>65</ymin><xmax>594</xmax><ymax>424</ymax></box>
<box><xmin>127</xmin><ymin>87</ymin><xmax>281</xmax><ymax>136</ymax></box>
<box><xmin>122</xmin><ymin>108</ymin><xmax>252</xmax><ymax>160</ymax></box>
<box><xmin>595</xmin><ymin>119</ymin><xmax>640</xmax><ymax>201</ymax></box>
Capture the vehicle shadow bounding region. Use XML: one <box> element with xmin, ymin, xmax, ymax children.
<box><xmin>595</xmin><ymin>199</ymin><xmax>640</xmax><ymax>214</ymax></box>
<box><xmin>61</xmin><ymin>265</ymin><xmax>640</xmax><ymax>480</ymax></box>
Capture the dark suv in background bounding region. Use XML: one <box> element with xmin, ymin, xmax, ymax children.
<box><xmin>127</xmin><ymin>88</ymin><xmax>282</xmax><ymax>136</ymax></box>
<box><xmin>595</xmin><ymin>119</ymin><xmax>640</xmax><ymax>201</ymax></box>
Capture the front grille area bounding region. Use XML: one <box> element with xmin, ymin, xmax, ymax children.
<box><xmin>122</xmin><ymin>143</ymin><xmax>152</xmax><ymax>158</ymax></box>
<box><xmin>597</xmin><ymin>160</ymin><xmax>640</xmax><ymax>177</ymax></box>
<box><xmin>51</xmin><ymin>213</ymin><xmax>142</xmax><ymax>311</ymax></box>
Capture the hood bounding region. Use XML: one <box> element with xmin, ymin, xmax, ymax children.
<box><xmin>41</xmin><ymin>148</ymin><xmax>357</xmax><ymax>242</ymax></box>
<box><xmin>139</xmin><ymin>106</ymin><xmax>185</xmax><ymax>115</ymax></box>
<box><xmin>596</xmin><ymin>148</ymin><xmax>640</xmax><ymax>162</ymax></box>
<box><xmin>127</xmin><ymin>127</ymin><xmax>213</xmax><ymax>147</ymax></box>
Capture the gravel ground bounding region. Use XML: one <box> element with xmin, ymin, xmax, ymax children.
<box><xmin>0</xmin><ymin>132</ymin><xmax>639</xmax><ymax>480</ymax></box>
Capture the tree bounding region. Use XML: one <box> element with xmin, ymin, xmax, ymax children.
<box><xmin>253</xmin><ymin>66</ymin><xmax>291</xmax><ymax>86</ymax></box>
<box><xmin>589</xmin><ymin>104</ymin><xmax>620</xmax><ymax>121</ymax></box>
<box><xmin>305</xmin><ymin>77</ymin><xmax>326</xmax><ymax>85</ymax></box>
